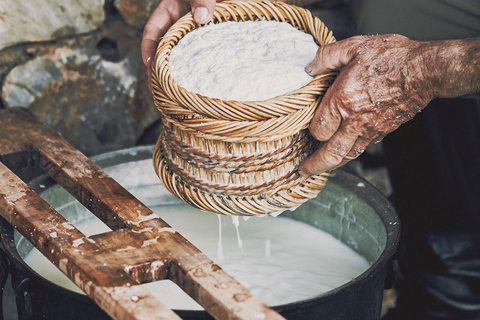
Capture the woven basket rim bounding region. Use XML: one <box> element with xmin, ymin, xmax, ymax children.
<box><xmin>152</xmin><ymin>0</ymin><xmax>336</xmax><ymax>122</ymax></box>
<box><xmin>150</xmin><ymin>1</ymin><xmax>336</xmax><ymax>215</ymax></box>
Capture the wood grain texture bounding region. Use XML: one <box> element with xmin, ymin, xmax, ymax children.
<box><xmin>0</xmin><ymin>108</ymin><xmax>286</xmax><ymax>320</ymax></box>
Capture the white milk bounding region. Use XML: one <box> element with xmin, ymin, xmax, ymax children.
<box><xmin>24</xmin><ymin>204</ymin><xmax>370</xmax><ymax>310</ymax></box>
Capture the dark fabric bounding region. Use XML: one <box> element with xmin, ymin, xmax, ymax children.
<box><xmin>349</xmin><ymin>1</ymin><xmax>480</xmax><ymax>319</ymax></box>
<box><xmin>383</xmin><ymin>231</ymin><xmax>480</xmax><ymax>320</ymax></box>
<box><xmin>383</xmin><ymin>99</ymin><xmax>480</xmax><ymax>231</ymax></box>
<box><xmin>382</xmin><ymin>98</ymin><xmax>480</xmax><ymax>320</ymax></box>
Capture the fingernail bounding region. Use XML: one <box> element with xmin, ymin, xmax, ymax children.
<box><xmin>306</xmin><ymin>62</ymin><xmax>314</xmax><ymax>75</ymax></box>
<box><xmin>194</xmin><ymin>7</ymin><xmax>209</xmax><ymax>23</ymax></box>
<box><xmin>144</xmin><ymin>56</ymin><xmax>151</xmax><ymax>66</ymax></box>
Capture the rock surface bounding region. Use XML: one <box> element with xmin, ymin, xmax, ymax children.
<box><xmin>114</xmin><ymin>0</ymin><xmax>158</xmax><ymax>29</ymax></box>
<box><xmin>0</xmin><ymin>0</ymin><xmax>105</xmax><ymax>51</ymax></box>
<box><xmin>1</xmin><ymin>26</ymin><xmax>159</xmax><ymax>156</ymax></box>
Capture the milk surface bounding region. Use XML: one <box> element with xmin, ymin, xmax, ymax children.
<box><xmin>24</xmin><ymin>204</ymin><xmax>370</xmax><ymax>310</ymax></box>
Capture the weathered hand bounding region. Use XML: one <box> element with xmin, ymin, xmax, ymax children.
<box><xmin>141</xmin><ymin>0</ymin><xmax>217</xmax><ymax>86</ymax></box>
<box><xmin>298</xmin><ymin>34</ymin><xmax>434</xmax><ymax>176</ymax></box>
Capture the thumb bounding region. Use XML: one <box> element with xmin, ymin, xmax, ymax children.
<box><xmin>306</xmin><ymin>36</ymin><xmax>362</xmax><ymax>76</ymax></box>
<box><xmin>191</xmin><ymin>0</ymin><xmax>216</xmax><ymax>24</ymax></box>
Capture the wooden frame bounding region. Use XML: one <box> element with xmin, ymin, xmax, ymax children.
<box><xmin>0</xmin><ymin>108</ymin><xmax>285</xmax><ymax>320</ymax></box>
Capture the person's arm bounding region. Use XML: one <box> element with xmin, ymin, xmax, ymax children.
<box><xmin>298</xmin><ymin>35</ymin><xmax>480</xmax><ymax>176</ymax></box>
<box><xmin>424</xmin><ymin>37</ymin><xmax>480</xmax><ymax>99</ymax></box>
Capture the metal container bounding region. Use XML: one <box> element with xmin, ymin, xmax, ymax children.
<box><xmin>0</xmin><ymin>146</ymin><xmax>400</xmax><ymax>320</ymax></box>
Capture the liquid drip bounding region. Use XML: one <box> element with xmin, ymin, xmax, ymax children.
<box><xmin>265</xmin><ymin>238</ymin><xmax>271</xmax><ymax>258</ymax></box>
<box><xmin>217</xmin><ymin>214</ymin><xmax>224</xmax><ymax>261</ymax></box>
<box><xmin>231</xmin><ymin>216</ymin><xmax>244</xmax><ymax>253</ymax></box>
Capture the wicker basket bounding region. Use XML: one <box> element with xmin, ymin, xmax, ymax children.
<box><xmin>151</xmin><ymin>0</ymin><xmax>336</xmax><ymax>216</ymax></box>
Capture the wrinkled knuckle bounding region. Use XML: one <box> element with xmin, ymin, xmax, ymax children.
<box><xmin>322</xmin><ymin>151</ymin><xmax>344</xmax><ymax>168</ymax></box>
<box><xmin>309</xmin><ymin>118</ymin><xmax>328</xmax><ymax>141</ymax></box>
<box><xmin>301</xmin><ymin>165</ymin><xmax>317</xmax><ymax>177</ymax></box>
<box><xmin>329</xmin><ymin>138</ymin><xmax>352</xmax><ymax>157</ymax></box>
<box><xmin>350</xmin><ymin>103</ymin><xmax>366</xmax><ymax>114</ymax></box>
<box><xmin>315</xmin><ymin>46</ymin><xmax>326</xmax><ymax>64</ymax></box>
<box><xmin>348</xmin><ymin>46</ymin><xmax>361</xmax><ymax>61</ymax></box>
<box><xmin>346</xmin><ymin>147</ymin><xmax>364</xmax><ymax>160</ymax></box>
<box><xmin>317</xmin><ymin>45</ymin><xmax>336</xmax><ymax>70</ymax></box>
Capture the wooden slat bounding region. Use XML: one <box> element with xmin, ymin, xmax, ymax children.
<box><xmin>0</xmin><ymin>108</ymin><xmax>286</xmax><ymax>320</ymax></box>
<box><xmin>0</xmin><ymin>161</ymin><xmax>181</xmax><ymax>320</ymax></box>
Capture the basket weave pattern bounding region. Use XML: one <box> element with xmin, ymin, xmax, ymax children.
<box><xmin>151</xmin><ymin>0</ymin><xmax>336</xmax><ymax>215</ymax></box>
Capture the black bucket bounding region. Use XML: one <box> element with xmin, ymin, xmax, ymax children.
<box><xmin>0</xmin><ymin>146</ymin><xmax>400</xmax><ymax>320</ymax></box>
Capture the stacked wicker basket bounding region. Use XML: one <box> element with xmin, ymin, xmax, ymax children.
<box><xmin>151</xmin><ymin>0</ymin><xmax>336</xmax><ymax>216</ymax></box>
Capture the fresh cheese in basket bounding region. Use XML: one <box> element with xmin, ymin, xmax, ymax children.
<box><xmin>169</xmin><ymin>20</ymin><xmax>319</xmax><ymax>101</ymax></box>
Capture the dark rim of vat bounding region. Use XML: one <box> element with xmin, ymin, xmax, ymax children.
<box><xmin>0</xmin><ymin>145</ymin><xmax>400</xmax><ymax>316</ymax></box>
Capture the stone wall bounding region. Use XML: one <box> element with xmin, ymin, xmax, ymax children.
<box><xmin>0</xmin><ymin>0</ymin><xmax>160</xmax><ymax>156</ymax></box>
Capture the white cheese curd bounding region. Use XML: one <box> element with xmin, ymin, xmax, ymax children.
<box><xmin>169</xmin><ymin>20</ymin><xmax>319</xmax><ymax>101</ymax></box>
